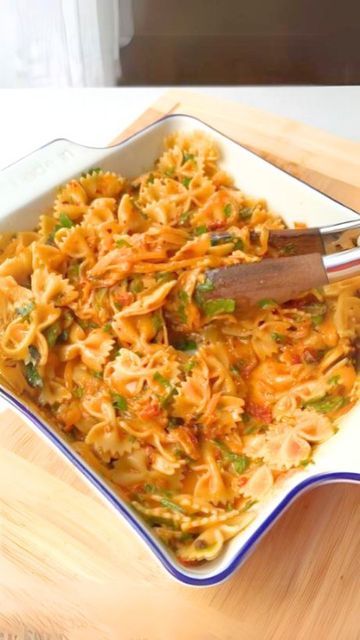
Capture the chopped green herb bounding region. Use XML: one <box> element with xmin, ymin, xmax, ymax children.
<box><xmin>63</xmin><ymin>309</ymin><xmax>74</xmax><ymax>328</ymax></box>
<box><xmin>211</xmin><ymin>232</ymin><xmax>233</xmax><ymax>246</ymax></box>
<box><xmin>144</xmin><ymin>483</ymin><xmax>158</xmax><ymax>494</ymax></box>
<box><xmin>303</xmin><ymin>303</ymin><xmax>327</xmax><ymax>316</ymax></box>
<box><xmin>28</xmin><ymin>345</ymin><xmax>40</xmax><ymax>364</ymax></box>
<box><xmin>328</xmin><ymin>374</ymin><xmax>340</xmax><ymax>386</ymax></box>
<box><xmin>155</xmin><ymin>271</ymin><xmax>175</xmax><ymax>282</ymax></box>
<box><xmin>243</xmin><ymin>424</ymin><xmax>258</xmax><ymax>435</ymax></box>
<box><xmin>223</xmin><ymin>203</ymin><xmax>232</xmax><ymax>218</ymax></box>
<box><xmin>91</xmin><ymin>370</ymin><xmax>103</xmax><ymax>379</ymax></box>
<box><xmin>299</xmin><ymin>458</ymin><xmax>313</xmax><ymax>467</ymax></box>
<box><xmin>202</xmin><ymin>298</ymin><xmax>236</xmax><ymax>317</ymax></box>
<box><xmin>179</xmin><ymin>211</ymin><xmax>191</xmax><ymax>225</ymax></box>
<box><xmin>153</xmin><ymin>372</ymin><xmax>171</xmax><ymax>388</ymax></box>
<box><xmin>58</xmin><ymin>212</ymin><xmax>75</xmax><ymax>229</ymax></box>
<box><xmin>78</xmin><ymin>319</ymin><xmax>99</xmax><ymax>330</ymax></box>
<box><xmin>233</xmin><ymin>238</ymin><xmax>244</xmax><ymax>251</ymax></box>
<box><xmin>58</xmin><ymin>330</ymin><xmax>67</xmax><ymax>343</ymax></box>
<box><xmin>311</xmin><ymin>314</ymin><xmax>325</xmax><ymax>327</ymax></box>
<box><xmin>16</xmin><ymin>300</ymin><xmax>35</xmax><ymax>318</ymax></box>
<box><xmin>24</xmin><ymin>362</ymin><xmax>43</xmax><ymax>389</ymax></box>
<box><xmin>165</xmin><ymin>167</ymin><xmax>175</xmax><ymax>177</ymax></box>
<box><xmin>160</xmin><ymin>497</ymin><xmax>185</xmax><ymax>514</ymax></box>
<box><xmin>179</xmin><ymin>532</ymin><xmax>195</xmax><ymax>542</ymax></box>
<box><xmin>160</xmin><ymin>386</ymin><xmax>179</xmax><ymax>409</ymax></box>
<box><xmin>241</xmin><ymin>499</ymin><xmax>258</xmax><ymax>512</ymax></box>
<box><xmin>196</xmin><ymin>278</ymin><xmax>214</xmax><ymax>295</ymax></box>
<box><xmin>175</xmin><ymin>339</ymin><xmax>197</xmax><ymax>352</ymax></box>
<box><xmin>114</xmin><ymin>302</ymin><xmax>123</xmax><ymax>311</ymax></box>
<box><xmin>103</xmin><ymin>323</ymin><xmax>112</xmax><ymax>333</ymax></box>
<box><xmin>168</xmin><ymin>417</ymin><xmax>183</xmax><ymax>429</ymax></box>
<box><xmin>182</xmin><ymin>176</ymin><xmax>192</xmax><ymax>189</ymax></box>
<box><xmin>112</xmin><ymin>394</ymin><xmax>128</xmax><ymax>412</ymax></box>
<box><xmin>182</xmin><ymin>152</ymin><xmax>195</xmax><ymax>164</ymax></box>
<box><xmin>194</xmin><ymin>225</ymin><xmax>208</xmax><ymax>236</ymax></box>
<box><xmin>271</xmin><ymin>332</ymin><xmax>287</xmax><ymax>344</ymax></box>
<box><xmin>73</xmin><ymin>386</ymin><xmax>84</xmax><ymax>399</ymax></box>
<box><xmin>239</xmin><ymin>207</ymin><xmax>253</xmax><ymax>220</ymax></box>
<box><xmin>213</xmin><ymin>439</ymin><xmax>250</xmax><ymax>474</ymax></box>
<box><xmin>130</xmin><ymin>278</ymin><xmax>144</xmax><ymax>294</ymax></box>
<box><xmin>44</xmin><ymin>321</ymin><xmax>62</xmax><ymax>347</ymax></box>
<box><xmin>116</xmin><ymin>238</ymin><xmax>131</xmax><ymax>248</ymax></box>
<box><xmin>257</xmin><ymin>298</ymin><xmax>278</xmax><ymax>310</ymax></box>
<box><xmin>152</xmin><ymin>312</ymin><xmax>163</xmax><ymax>332</ymax></box>
<box><xmin>68</xmin><ymin>262</ymin><xmax>80</xmax><ymax>280</ymax></box>
<box><xmin>147</xmin><ymin>173</ymin><xmax>155</xmax><ymax>184</ymax></box>
<box><xmin>179</xmin><ymin>290</ymin><xmax>189</xmax><ymax>303</ymax></box>
<box><xmin>303</xmin><ymin>394</ymin><xmax>348</xmax><ymax>414</ymax></box>
<box><xmin>81</xmin><ymin>167</ymin><xmax>101</xmax><ymax>177</ymax></box>
<box><xmin>184</xmin><ymin>358</ymin><xmax>196</xmax><ymax>373</ymax></box>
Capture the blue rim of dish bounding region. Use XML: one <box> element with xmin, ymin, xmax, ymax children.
<box><xmin>1</xmin><ymin>113</ymin><xmax>359</xmax><ymax>587</ymax></box>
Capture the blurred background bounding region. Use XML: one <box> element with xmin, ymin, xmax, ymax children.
<box><xmin>1</xmin><ymin>0</ymin><xmax>359</xmax><ymax>88</ymax></box>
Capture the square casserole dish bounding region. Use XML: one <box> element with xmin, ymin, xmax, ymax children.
<box><xmin>0</xmin><ymin>114</ymin><xmax>359</xmax><ymax>587</ymax></box>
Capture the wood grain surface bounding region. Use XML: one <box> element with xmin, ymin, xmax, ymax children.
<box><xmin>1</xmin><ymin>90</ymin><xmax>359</xmax><ymax>640</ymax></box>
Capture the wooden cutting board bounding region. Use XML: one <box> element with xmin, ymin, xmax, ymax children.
<box><xmin>0</xmin><ymin>89</ymin><xmax>359</xmax><ymax>640</ymax></box>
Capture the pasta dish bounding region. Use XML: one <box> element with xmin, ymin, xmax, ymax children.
<box><xmin>0</xmin><ymin>131</ymin><xmax>359</xmax><ymax>564</ymax></box>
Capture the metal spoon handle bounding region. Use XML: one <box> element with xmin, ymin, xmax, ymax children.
<box><xmin>323</xmin><ymin>246</ymin><xmax>360</xmax><ymax>282</ymax></box>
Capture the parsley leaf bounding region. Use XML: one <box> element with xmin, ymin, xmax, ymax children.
<box><xmin>239</xmin><ymin>207</ymin><xmax>253</xmax><ymax>220</ymax></box>
<box><xmin>44</xmin><ymin>321</ymin><xmax>62</xmax><ymax>347</ymax></box>
<box><xmin>112</xmin><ymin>394</ymin><xmax>128</xmax><ymax>412</ymax></box>
<box><xmin>223</xmin><ymin>203</ymin><xmax>232</xmax><ymax>218</ymax></box>
<box><xmin>160</xmin><ymin>497</ymin><xmax>185</xmax><ymax>514</ymax></box>
<box><xmin>16</xmin><ymin>300</ymin><xmax>35</xmax><ymax>319</ymax></box>
<box><xmin>271</xmin><ymin>332</ymin><xmax>287</xmax><ymax>344</ymax></box>
<box><xmin>182</xmin><ymin>177</ymin><xmax>192</xmax><ymax>188</ymax></box>
<box><xmin>153</xmin><ymin>372</ymin><xmax>171</xmax><ymax>388</ymax></box>
<box><xmin>257</xmin><ymin>298</ymin><xmax>278</xmax><ymax>309</ymax></box>
<box><xmin>202</xmin><ymin>298</ymin><xmax>236</xmax><ymax>317</ymax></box>
<box><xmin>194</xmin><ymin>225</ymin><xmax>208</xmax><ymax>236</ymax></box>
<box><xmin>303</xmin><ymin>394</ymin><xmax>347</xmax><ymax>414</ymax></box>
<box><xmin>213</xmin><ymin>439</ymin><xmax>250</xmax><ymax>474</ymax></box>
<box><xmin>24</xmin><ymin>361</ymin><xmax>43</xmax><ymax>389</ymax></box>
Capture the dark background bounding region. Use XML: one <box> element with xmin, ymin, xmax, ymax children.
<box><xmin>120</xmin><ymin>0</ymin><xmax>360</xmax><ymax>85</ymax></box>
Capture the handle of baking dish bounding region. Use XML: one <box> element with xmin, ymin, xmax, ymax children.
<box><xmin>0</xmin><ymin>139</ymin><xmax>106</xmax><ymax>228</ymax></box>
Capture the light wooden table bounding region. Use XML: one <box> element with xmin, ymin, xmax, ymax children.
<box><xmin>0</xmin><ymin>90</ymin><xmax>359</xmax><ymax>640</ymax></box>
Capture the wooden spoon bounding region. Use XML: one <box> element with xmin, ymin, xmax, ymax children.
<box><xmin>204</xmin><ymin>247</ymin><xmax>360</xmax><ymax>308</ymax></box>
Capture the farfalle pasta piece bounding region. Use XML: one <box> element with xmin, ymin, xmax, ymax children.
<box><xmin>80</xmin><ymin>170</ymin><xmax>124</xmax><ymax>200</ymax></box>
<box><xmin>114</xmin><ymin>280</ymin><xmax>176</xmax><ymax>317</ymax></box>
<box><xmin>32</xmin><ymin>268</ymin><xmax>78</xmax><ymax>306</ymax></box>
<box><xmin>60</xmin><ymin>328</ymin><xmax>114</xmax><ymax>372</ymax></box>
<box><xmin>86</xmin><ymin>422</ymin><xmax>138</xmax><ymax>462</ymax></box>
<box><xmin>54</xmin><ymin>180</ymin><xmax>88</xmax><ymax>220</ymax></box>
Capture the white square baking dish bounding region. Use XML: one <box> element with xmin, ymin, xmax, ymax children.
<box><xmin>0</xmin><ymin>114</ymin><xmax>359</xmax><ymax>586</ymax></box>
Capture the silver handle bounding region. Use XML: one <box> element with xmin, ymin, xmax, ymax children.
<box><xmin>323</xmin><ymin>246</ymin><xmax>360</xmax><ymax>282</ymax></box>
